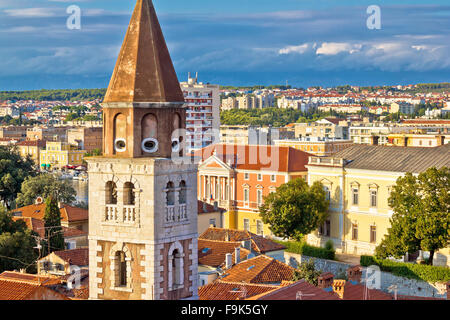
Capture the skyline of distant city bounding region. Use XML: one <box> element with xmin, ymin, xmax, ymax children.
<box><xmin>0</xmin><ymin>1</ymin><xmax>449</xmax><ymax>90</ymax></box>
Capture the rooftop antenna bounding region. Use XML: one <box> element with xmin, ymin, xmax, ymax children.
<box><xmin>296</xmin><ymin>291</ymin><xmax>315</xmax><ymax>300</ymax></box>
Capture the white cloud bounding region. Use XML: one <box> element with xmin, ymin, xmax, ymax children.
<box><xmin>4</xmin><ymin>7</ymin><xmax>61</xmax><ymax>17</ymax></box>
<box><xmin>316</xmin><ymin>42</ymin><xmax>362</xmax><ymax>55</ymax></box>
<box><xmin>278</xmin><ymin>43</ymin><xmax>309</xmax><ymax>55</ymax></box>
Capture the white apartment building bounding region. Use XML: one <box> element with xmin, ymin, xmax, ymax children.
<box><xmin>181</xmin><ymin>73</ymin><xmax>220</xmax><ymax>153</ymax></box>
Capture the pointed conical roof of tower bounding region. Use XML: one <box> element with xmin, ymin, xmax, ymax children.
<box><xmin>103</xmin><ymin>0</ymin><xmax>184</xmax><ymax>104</ymax></box>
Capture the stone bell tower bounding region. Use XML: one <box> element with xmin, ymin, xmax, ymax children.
<box><xmin>87</xmin><ymin>0</ymin><xmax>198</xmax><ymax>300</ymax></box>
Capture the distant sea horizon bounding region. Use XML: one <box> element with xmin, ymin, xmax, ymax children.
<box><xmin>0</xmin><ymin>70</ymin><xmax>449</xmax><ymax>91</ymax></box>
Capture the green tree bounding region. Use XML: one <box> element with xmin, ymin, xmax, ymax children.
<box><xmin>0</xmin><ymin>207</ymin><xmax>38</xmax><ymax>273</ymax></box>
<box><xmin>42</xmin><ymin>196</ymin><xmax>65</xmax><ymax>256</ymax></box>
<box><xmin>376</xmin><ymin>167</ymin><xmax>450</xmax><ymax>265</ymax></box>
<box><xmin>292</xmin><ymin>259</ymin><xmax>322</xmax><ymax>286</ymax></box>
<box><xmin>16</xmin><ymin>174</ymin><xmax>76</xmax><ymax>208</ymax></box>
<box><xmin>0</xmin><ymin>146</ymin><xmax>36</xmax><ymax>209</ymax></box>
<box><xmin>259</xmin><ymin>178</ymin><xmax>329</xmax><ymax>241</ymax></box>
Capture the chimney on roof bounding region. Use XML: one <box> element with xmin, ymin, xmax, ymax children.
<box><xmin>332</xmin><ymin>279</ymin><xmax>346</xmax><ymax>299</ymax></box>
<box><xmin>225</xmin><ymin>253</ymin><xmax>232</xmax><ymax>270</ymax></box>
<box><xmin>225</xmin><ymin>232</ymin><xmax>230</xmax><ymax>242</ymax></box>
<box><xmin>318</xmin><ymin>272</ymin><xmax>334</xmax><ymax>289</ymax></box>
<box><xmin>235</xmin><ymin>247</ymin><xmax>240</xmax><ymax>265</ymax></box>
<box><xmin>347</xmin><ymin>265</ymin><xmax>363</xmax><ymax>284</ymax></box>
<box><xmin>241</xmin><ymin>240</ymin><xmax>251</xmax><ymax>251</ymax></box>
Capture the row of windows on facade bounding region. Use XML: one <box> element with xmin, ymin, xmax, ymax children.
<box><xmin>244</xmin><ymin>173</ymin><xmax>277</xmax><ymax>182</ymax></box>
<box><xmin>41</xmin><ymin>154</ymin><xmax>82</xmax><ymax>162</ymax></box>
<box><xmin>323</xmin><ymin>186</ymin><xmax>383</xmax><ymax>208</ymax></box>
<box><xmin>243</xmin><ymin>218</ymin><xmax>264</xmax><ymax>236</ymax></box>
<box><xmin>318</xmin><ymin>221</ymin><xmax>377</xmax><ymax>243</ymax></box>
<box><xmin>105</xmin><ymin>181</ymin><xmax>187</xmax><ymax>206</ymax></box>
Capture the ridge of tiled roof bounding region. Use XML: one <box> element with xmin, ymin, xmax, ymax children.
<box><xmin>0</xmin><ymin>271</ymin><xmax>61</xmax><ymax>286</ymax></box>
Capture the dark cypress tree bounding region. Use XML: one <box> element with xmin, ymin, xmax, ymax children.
<box><xmin>42</xmin><ymin>196</ymin><xmax>65</xmax><ymax>255</ymax></box>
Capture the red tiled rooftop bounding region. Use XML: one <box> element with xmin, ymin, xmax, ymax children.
<box><xmin>53</xmin><ymin>248</ymin><xmax>89</xmax><ymax>266</ymax></box>
<box><xmin>199</xmin><ymin>280</ymin><xmax>281</xmax><ymax>300</ymax></box>
<box><xmin>199</xmin><ymin>227</ymin><xmax>286</xmax><ymax>254</ymax></box>
<box><xmin>12</xmin><ymin>216</ymin><xmax>87</xmax><ymax>238</ymax></box>
<box><xmin>197</xmin><ymin>201</ymin><xmax>226</xmax><ymax>215</ymax></box>
<box><xmin>220</xmin><ymin>255</ymin><xmax>295</xmax><ymax>284</ymax></box>
<box><xmin>11</xmin><ymin>203</ymin><xmax>88</xmax><ymax>223</ymax></box>
<box><xmin>252</xmin><ymin>279</ymin><xmax>341</xmax><ymax>300</ymax></box>
<box><xmin>198</xmin><ymin>239</ymin><xmax>250</xmax><ymax>268</ymax></box>
<box><xmin>194</xmin><ymin>144</ymin><xmax>311</xmax><ymax>172</ymax></box>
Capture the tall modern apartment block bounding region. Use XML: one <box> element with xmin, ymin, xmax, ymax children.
<box><xmin>180</xmin><ymin>74</ymin><xmax>220</xmax><ymax>153</ymax></box>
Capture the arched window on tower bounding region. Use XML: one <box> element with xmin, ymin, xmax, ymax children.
<box><xmin>166</xmin><ymin>182</ymin><xmax>175</xmax><ymax>206</ymax></box>
<box><xmin>169</xmin><ymin>248</ymin><xmax>183</xmax><ymax>290</ymax></box>
<box><xmin>179</xmin><ymin>181</ymin><xmax>186</xmax><ymax>205</ymax></box>
<box><xmin>141</xmin><ymin>113</ymin><xmax>158</xmax><ymax>154</ymax></box>
<box><xmin>114</xmin><ymin>113</ymin><xmax>127</xmax><ymax>153</ymax></box>
<box><xmin>116</xmin><ymin>251</ymin><xmax>127</xmax><ymax>287</ymax></box>
<box><xmin>123</xmin><ymin>182</ymin><xmax>135</xmax><ymax>206</ymax></box>
<box><xmin>105</xmin><ymin>181</ymin><xmax>117</xmax><ymax>205</ymax></box>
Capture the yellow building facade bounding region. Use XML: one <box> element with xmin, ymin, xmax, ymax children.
<box><xmin>306</xmin><ymin>144</ymin><xmax>450</xmax><ymax>266</ymax></box>
<box><xmin>40</xmin><ymin>141</ymin><xmax>85</xmax><ymax>169</ymax></box>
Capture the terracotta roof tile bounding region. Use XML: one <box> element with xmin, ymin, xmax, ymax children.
<box><xmin>11</xmin><ymin>204</ymin><xmax>88</xmax><ymax>223</ymax></box>
<box><xmin>197</xmin><ymin>201</ymin><xmax>226</xmax><ymax>214</ymax></box>
<box><xmin>0</xmin><ymin>271</ymin><xmax>62</xmax><ymax>286</ymax></box>
<box><xmin>340</xmin><ymin>281</ymin><xmax>393</xmax><ymax>300</ymax></box>
<box><xmin>199</xmin><ymin>227</ymin><xmax>286</xmax><ymax>254</ymax></box>
<box><xmin>12</xmin><ymin>216</ymin><xmax>87</xmax><ymax>238</ymax></box>
<box><xmin>220</xmin><ymin>255</ymin><xmax>295</xmax><ymax>284</ymax></box>
<box><xmin>194</xmin><ymin>144</ymin><xmax>311</xmax><ymax>172</ymax></box>
<box><xmin>198</xmin><ymin>239</ymin><xmax>250</xmax><ymax>268</ymax></box>
<box><xmin>252</xmin><ymin>280</ymin><xmax>341</xmax><ymax>300</ymax></box>
<box><xmin>53</xmin><ymin>248</ymin><xmax>89</xmax><ymax>266</ymax></box>
<box><xmin>199</xmin><ymin>280</ymin><xmax>280</xmax><ymax>300</ymax></box>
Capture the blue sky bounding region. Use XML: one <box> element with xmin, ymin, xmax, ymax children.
<box><xmin>0</xmin><ymin>0</ymin><xmax>449</xmax><ymax>90</ymax></box>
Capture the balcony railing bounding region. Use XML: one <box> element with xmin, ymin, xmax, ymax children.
<box><xmin>123</xmin><ymin>205</ymin><xmax>136</xmax><ymax>223</ymax></box>
<box><xmin>105</xmin><ymin>204</ymin><xmax>119</xmax><ymax>222</ymax></box>
<box><xmin>308</xmin><ymin>156</ymin><xmax>345</xmax><ymax>167</ymax></box>
<box><xmin>165</xmin><ymin>204</ymin><xmax>188</xmax><ymax>224</ymax></box>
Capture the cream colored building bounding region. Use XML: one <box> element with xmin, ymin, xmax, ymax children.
<box><xmin>295</xmin><ymin>118</ymin><xmax>349</xmax><ymax>140</ymax></box>
<box><xmin>390</xmin><ymin>102</ymin><xmax>415</xmax><ymax>115</ymax></box>
<box><xmin>306</xmin><ymin>144</ymin><xmax>450</xmax><ymax>266</ymax></box>
<box><xmin>40</xmin><ymin>141</ymin><xmax>85</xmax><ymax>169</ymax></box>
<box><xmin>274</xmin><ymin>138</ymin><xmax>353</xmax><ymax>157</ymax></box>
